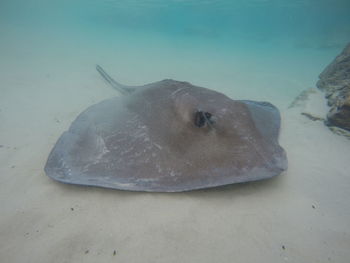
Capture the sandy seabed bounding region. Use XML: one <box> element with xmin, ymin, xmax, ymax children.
<box><xmin>1</xmin><ymin>25</ymin><xmax>350</xmax><ymax>263</ymax></box>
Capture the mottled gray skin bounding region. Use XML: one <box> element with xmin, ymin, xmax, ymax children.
<box><xmin>45</xmin><ymin>66</ymin><xmax>287</xmax><ymax>192</ymax></box>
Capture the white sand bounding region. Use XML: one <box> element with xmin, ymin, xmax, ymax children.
<box><xmin>1</xmin><ymin>25</ymin><xmax>350</xmax><ymax>263</ymax></box>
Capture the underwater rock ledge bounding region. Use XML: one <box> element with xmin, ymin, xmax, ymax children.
<box><xmin>317</xmin><ymin>43</ymin><xmax>350</xmax><ymax>131</ymax></box>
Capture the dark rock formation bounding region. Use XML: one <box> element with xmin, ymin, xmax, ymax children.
<box><xmin>317</xmin><ymin>43</ymin><xmax>350</xmax><ymax>131</ymax></box>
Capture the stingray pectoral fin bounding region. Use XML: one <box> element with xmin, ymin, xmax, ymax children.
<box><xmin>96</xmin><ymin>65</ymin><xmax>137</xmax><ymax>95</ymax></box>
<box><xmin>242</xmin><ymin>100</ymin><xmax>281</xmax><ymax>139</ymax></box>
<box><xmin>242</xmin><ymin>100</ymin><xmax>287</xmax><ymax>172</ymax></box>
<box><xmin>45</xmin><ymin>131</ymin><xmax>77</xmax><ymax>182</ymax></box>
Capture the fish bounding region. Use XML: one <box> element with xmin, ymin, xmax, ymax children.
<box><xmin>44</xmin><ymin>65</ymin><xmax>287</xmax><ymax>192</ymax></box>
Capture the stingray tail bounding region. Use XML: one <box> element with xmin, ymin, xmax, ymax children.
<box><xmin>96</xmin><ymin>65</ymin><xmax>135</xmax><ymax>95</ymax></box>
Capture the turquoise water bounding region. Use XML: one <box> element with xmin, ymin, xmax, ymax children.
<box><xmin>1</xmin><ymin>0</ymin><xmax>350</xmax><ymax>106</ymax></box>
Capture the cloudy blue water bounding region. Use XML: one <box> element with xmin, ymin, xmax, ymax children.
<box><xmin>1</xmin><ymin>0</ymin><xmax>350</xmax><ymax>106</ymax></box>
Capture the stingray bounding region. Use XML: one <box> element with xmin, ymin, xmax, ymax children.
<box><xmin>45</xmin><ymin>65</ymin><xmax>287</xmax><ymax>192</ymax></box>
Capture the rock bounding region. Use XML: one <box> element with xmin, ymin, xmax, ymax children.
<box><xmin>326</xmin><ymin>97</ymin><xmax>350</xmax><ymax>130</ymax></box>
<box><xmin>317</xmin><ymin>43</ymin><xmax>350</xmax><ymax>131</ymax></box>
<box><xmin>328</xmin><ymin>126</ymin><xmax>350</xmax><ymax>140</ymax></box>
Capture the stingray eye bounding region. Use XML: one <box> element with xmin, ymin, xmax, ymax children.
<box><xmin>194</xmin><ymin>111</ymin><xmax>213</xmax><ymax>128</ymax></box>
